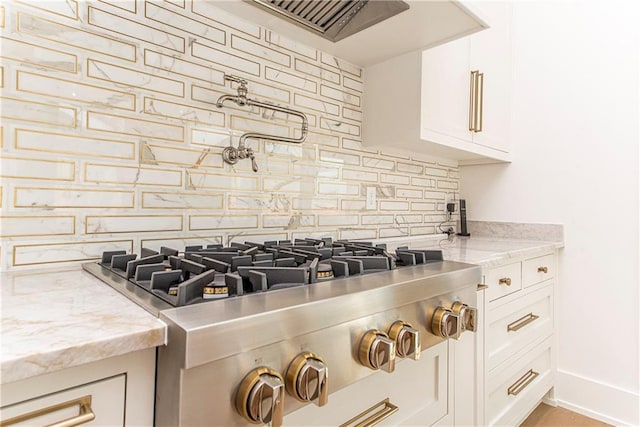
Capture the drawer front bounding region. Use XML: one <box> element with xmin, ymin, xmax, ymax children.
<box><xmin>485</xmin><ymin>262</ymin><xmax>522</xmax><ymax>302</ymax></box>
<box><xmin>487</xmin><ymin>285</ymin><xmax>553</xmax><ymax>371</ymax></box>
<box><xmin>285</xmin><ymin>341</ymin><xmax>449</xmax><ymax>426</ymax></box>
<box><xmin>0</xmin><ymin>375</ymin><xmax>125</xmax><ymax>426</ymax></box>
<box><xmin>523</xmin><ymin>254</ymin><xmax>554</xmax><ymax>288</ymax></box>
<box><xmin>487</xmin><ymin>338</ymin><xmax>553</xmax><ymax>426</ymax></box>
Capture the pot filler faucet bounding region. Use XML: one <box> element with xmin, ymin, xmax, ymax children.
<box><xmin>216</xmin><ymin>75</ymin><xmax>309</xmax><ymax>172</ymax></box>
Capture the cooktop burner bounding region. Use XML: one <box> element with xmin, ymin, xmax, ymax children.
<box><xmin>83</xmin><ymin>238</ymin><xmax>444</xmax><ymax>310</ymax></box>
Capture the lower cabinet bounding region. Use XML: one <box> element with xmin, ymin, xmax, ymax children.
<box><xmin>0</xmin><ymin>348</ymin><xmax>156</xmax><ymax>426</ymax></box>
<box><xmin>479</xmin><ymin>249</ymin><xmax>557</xmax><ymax>426</ymax></box>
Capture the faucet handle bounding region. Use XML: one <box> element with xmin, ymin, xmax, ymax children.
<box><xmin>224</xmin><ymin>74</ymin><xmax>248</xmax><ymax>87</ymax></box>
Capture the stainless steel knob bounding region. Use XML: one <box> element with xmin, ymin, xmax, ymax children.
<box><xmin>451</xmin><ymin>301</ymin><xmax>478</xmax><ymax>332</ymax></box>
<box><xmin>285</xmin><ymin>352</ymin><xmax>328</xmax><ymax>406</ymax></box>
<box><xmin>388</xmin><ymin>320</ymin><xmax>421</xmax><ymax>360</ymax></box>
<box><xmin>235</xmin><ymin>367</ymin><xmax>285</xmax><ymax>426</ymax></box>
<box><xmin>358</xmin><ymin>330</ymin><xmax>396</xmax><ymax>373</ymax></box>
<box><xmin>431</xmin><ymin>307</ymin><xmax>462</xmax><ymax>340</ymax></box>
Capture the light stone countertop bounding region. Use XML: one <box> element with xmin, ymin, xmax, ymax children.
<box><xmin>0</xmin><ymin>233</ymin><xmax>562</xmax><ymax>385</ymax></box>
<box><xmin>0</xmin><ymin>267</ymin><xmax>167</xmax><ymax>384</ymax></box>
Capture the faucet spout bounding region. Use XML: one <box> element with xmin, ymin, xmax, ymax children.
<box><xmin>216</xmin><ymin>94</ymin><xmax>240</xmax><ymax>109</ymax></box>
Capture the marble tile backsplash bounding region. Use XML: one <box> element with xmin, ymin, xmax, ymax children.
<box><xmin>0</xmin><ymin>0</ymin><xmax>459</xmax><ymax>271</ymax></box>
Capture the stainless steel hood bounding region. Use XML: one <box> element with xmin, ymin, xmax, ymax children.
<box><xmin>250</xmin><ymin>0</ymin><xmax>410</xmax><ymax>42</ymax></box>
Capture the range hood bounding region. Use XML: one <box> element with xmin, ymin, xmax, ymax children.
<box><xmin>250</xmin><ymin>0</ymin><xmax>410</xmax><ymax>42</ymax></box>
<box><xmin>211</xmin><ymin>1</ymin><xmax>488</xmax><ymax>67</ymax></box>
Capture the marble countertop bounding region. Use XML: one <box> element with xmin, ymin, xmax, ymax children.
<box><xmin>0</xmin><ymin>267</ymin><xmax>167</xmax><ymax>384</ymax></box>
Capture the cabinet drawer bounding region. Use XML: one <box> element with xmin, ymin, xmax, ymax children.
<box><xmin>485</xmin><ymin>262</ymin><xmax>522</xmax><ymax>302</ymax></box>
<box><xmin>285</xmin><ymin>341</ymin><xmax>448</xmax><ymax>426</ymax></box>
<box><xmin>0</xmin><ymin>374</ymin><xmax>125</xmax><ymax>426</ymax></box>
<box><xmin>487</xmin><ymin>338</ymin><xmax>553</xmax><ymax>426</ymax></box>
<box><xmin>487</xmin><ymin>285</ymin><xmax>553</xmax><ymax>371</ymax></box>
<box><xmin>523</xmin><ymin>254</ymin><xmax>554</xmax><ymax>288</ymax></box>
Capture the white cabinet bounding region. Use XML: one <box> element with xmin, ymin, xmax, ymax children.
<box><xmin>0</xmin><ymin>349</ymin><xmax>155</xmax><ymax>426</ymax></box>
<box><xmin>478</xmin><ymin>250</ymin><xmax>557</xmax><ymax>426</ymax></box>
<box><xmin>363</xmin><ymin>2</ymin><xmax>512</xmax><ymax>164</ymax></box>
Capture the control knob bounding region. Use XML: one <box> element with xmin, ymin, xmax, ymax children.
<box><xmin>431</xmin><ymin>307</ymin><xmax>462</xmax><ymax>339</ymax></box>
<box><xmin>451</xmin><ymin>301</ymin><xmax>478</xmax><ymax>332</ymax></box>
<box><xmin>388</xmin><ymin>320</ymin><xmax>421</xmax><ymax>360</ymax></box>
<box><xmin>285</xmin><ymin>352</ymin><xmax>328</xmax><ymax>406</ymax></box>
<box><xmin>358</xmin><ymin>330</ymin><xmax>396</xmax><ymax>372</ymax></box>
<box><xmin>235</xmin><ymin>367</ymin><xmax>285</xmax><ymax>426</ymax></box>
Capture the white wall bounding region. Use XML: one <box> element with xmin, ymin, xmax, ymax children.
<box><xmin>460</xmin><ymin>1</ymin><xmax>639</xmax><ymax>424</ymax></box>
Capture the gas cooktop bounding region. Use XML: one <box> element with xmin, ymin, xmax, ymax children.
<box><xmin>82</xmin><ymin>237</ymin><xmax>445</xmax><ymax>314</ymax></box>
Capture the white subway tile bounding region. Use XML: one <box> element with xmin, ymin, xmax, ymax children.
<box><xmin>319</xmin><ymin>150</ymin><xmax>360</xmax><ymax>165</ymax></box>
<box><xmin>0</xmin><ymin>36</ymin><xmax>76</xmax><ymax>73</ymax></box>
<box><xmin>343</xmin><ymin>76</ymin><xmax>364</xmax><ymax>92</ymax></box>
<box><xmin>320</xmin><ymin>52</ymin><xmax>362</xmax><ymax>77</ymax></box>
<box><xmin>17</xmin><ymin>13</ymin><xmax>136</xmax><ymax>61</ymax></box>
<box><xmin>187</xmin><ymin>171</ymin><xmax>259</xmax><ymax>191</ymax></box>
<box><xmin>13</xmin><ymin>240</ymin><xmax>132</xmax><ymax>266</ymax></box>
<box><xmin>99</xmin><ymin>0</ymin><xmax>136</xmax><ymax>13</ymax></box>
<box><xmin>296</xmin><ymin>131</ymin><xmax>339</xmax><ymax>148</ymax></box>
<box><xmin>361</xmin><ymin>215</ymin><xmax>394</xmax><ymax>225</ymax></box>
<box><xmin>145</xmin><ymin>2</ymin><xmax>225</xmax><ymax>46</ymax></box>
<box><xmin>295</xmin><ymin>58</ymin><xmax>340</xmax><ymax>84</ymax></box>
<box><xmin>263</xmin><ymin>178</ymin><xmax>315</xmax><ymax>194</ymax></box>
<box><xmin>192</xmin><ymin>41</ymin><xmax>260</xmax><ymax>76</ymax></box>
<box><xmin>294</xmin><ymin>93</ymin><xmax>340</xmax><ymax>116</ymax></box>
<box><xmin>15</xmin><ymin>129</ymin><xmax>135</xmax><ymax>160</ymax></box>
<box><xmin>17</xmin><ymin>70</ymin><xmax>135</xmax><ymax>111</ymax></box>
<box><xmin>412</xmin><ymin>177</ymin><xmax>437</xmax><ymax>188</ymax></box>
<box><xmin>86</xmin><ymin>215</ymin><xmax>183</xmax><ymax>234</ymax></box>
<box><xmin>142</xmin><ymin>191</ymin><xmax>223</xmax><ymax>209</ymax></box>
<box><xmin>85</xmin><ymin>163</ymin><xmax>182</xmax><ymax>187</ymax></box>
<box><xmin>293</xmin><ymin>197</ymin><xmax>338</xmax><ymax>211</ymax></box>
<box><xmin>411</xmin><ymin>202</ymin><xmax>437</xmax><ymax>211</ymax></box>
<box><xmin>339</xmin><ymin>229</ymin><xmax>377</xmax><ymax>240</ymax></box>
<box><xmin>191</xmin><ymin>129</ymin><xmax>241</xmax><ymax>149</ymax></box>
<box><xmin>263</xmin><ymin>214</ymin><xmax>315</xmax><ymax>228</ymax></box>
<box><xmin>191</xmin><ymin>1</ymin><xmax>260</xmax><ymax>38</ymax></box>
<box><xmin>342</xmin><ymin>168</ymin><xmax>377</xmax><ymax>182</ymax></box>
<box><xmin>231</xmin><ymin>115</ymin><xmax>289</xmax><ymax>138</ymax></box>
<box><xmin>228</xmin><ymin>232</ymin><xmax>288</xmax><ymax>246</ymax></box>
<box><xmin>141</xmin><ymin>236</ymin><xmax>223</xmax><ymax>252</ymax></box>
<box><xmin>320</xmin><ymin>84</ymin><xmax>360</xmax><ymax>107</ymax></box>
<box><xmin>15</xmin><ymin>187</ymin><xmax>134</xmax><ymax>208</ymax></box>
<box><xmin>318</xmin><ymin>182</ymin><xmax>359</xmax><ymax>195</ymax></box>
<box><xmin>380</xmin><ymin>174</ymin><xmax>410</xmax><ymax>185</ymax></box>
<box><xmin>265</xmin><ymin>67</ymin><xmax>316</xmax><ymax>93</ymax></box>
<box><xmin>342</xmin><ymin>138</ymin><xmax>377</xmax><ymax>153</ymax></box>
<box><xmin>340</xmin><ymin>200</ymin><xmax>366</xmax><ymax>211</ymax></box>
<box><xmin>363</xmin><ymin>157</ymin><xmax>394</xmax><ymax>170</ymax></box>
<box><xmin>140</xmin><ymin>142</ymin><xmax>223</xmax><ymax>169</ymax></box>
<box><xmin>424</xmin><ymin>191</ymin><xmax>447</xmax><ymax>200</ymax></box>
<box><xmin>87</xmin><ymin>111</ymin><xmax>184</xmax><ymax>142</ymax></box>
<box><xmin>424</xmin><ymin>214</ymin><xmax>448</xmax><ymax>223</ymax></box>
<box><xmin>396</xmin><ymin>188</ymin><xmax>423</xmax><ymax>199</ymax></box>
<box><xmin>1</xmin><ymin>156</ymin><xmax>75</xmax><ymax>181</ymax></box>
<box><xmin>290</xmin><ymin>231</ymin><xmax>338</xmax><ymax>241</ymax></box>
<box><xmin>395</xmin><ymin>214</ymin><xmax>423</xmax><ymax>224</ymax></box>
<box><xmin>87</xmin><ymin>59</ymin><xmax>184</xmax><ymax>97</ymax></box>
<box><xmin>425</xmin><ymin>167</ymin><xmax>449</xmax><ymax>178</ymax></box>
<box><xmin>320</xmin><ymin>118</ymin><xmax>361</xmax><ymax>136</ymax></box>
<box><xmin>397</xmin><ymin>162</ymin><xmax>424</xmax><ymax>175</ymax></box>
<box><xmin>379</xmin><ymin>227</ymin><xmax>409</xmax><ymax>238</ymax></box>
<box><xmin>229</xmin><ymin>194</ymin><xmax>291</xmax><ymax>211</ymax></box>
<box><xmin>144</xmin><ymin>50</ymin><xmax>225</xmax><ymax>86</ymax></box>
<box><xmin>380</xmin><ymin>201</ymin><xmax>409</xmax><ymax>211</ymax></box>
<box><xmin>0</xmin><ymin>215</ymin><xmax>75</xmax><ymax>237</ymax></box>
<box><xmin>318</xmin><ymin>215</ymin><xmax>358</xmax><ymax>226</ymax></box>
<box><xmin>189</xmin><ymin>214</ymin><xmax>259</xmax><ymax>230</ymax></box>
<box><xmin>293</xmin><ymin>163</ymin><xmax>339</xmax><ymax>179</ymax></box>
<box><xmin>342</xmin><ymin>107</ymin><xmax>362</xmax><ymax>122</ymax></box>
<box><xmin>18</xmin><ymin>0</ymin><xmax>79</xmax><ymax>19</ymax></box>
<box><xmin>265</xmin><ymin>31</ymin><xmax>317</xmax><ymax>60</ymax></box>
<box><xmin>265</xmin><ymin>141</ymin><xmax>316</xmax><ymax>161</ymax></box>
<box><xmin>144</xmin><ymin>97</ymin><xmax>224</xmax><ymax>127</ymax></box>
<box><xmin>232</xmin><ymin>35</ymin><xmax>291</xmax><ymax>66</ymax></box>
<box><xmin>437</xmin><ymin>180</ymin><xmax>459</xmax><ymax>190</ymax></box>
<box><xmin>411</xmin><ymin>226</ymin><xmax>436</xmax><ymax>236</ymax></box>
<box><xmin>1</xmin><ymin>97</ymin><xmax>76</xmax><ymax>128</ymax></box>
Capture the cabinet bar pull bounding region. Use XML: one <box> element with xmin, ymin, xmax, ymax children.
<box><xmin>477</xmin><ymin>72</ymin><xmax>484</xmax><ymax>132</ymax></box>
<box><xmin>1</xmin><ymin>395</ymin><xmax>95</xmax><ymax>427</ymax></box>
<box><xmin>469</xmin><ymin>71</ymin><xmax>479</xmax><ymax>131</ymax></box>
<box><xmin>507</xmin><ymin>312</ymin><xmax>540</xmax><ymax>332</ymax></box>
<box><xmin>537</xmin><ymin>266</ymin><xmax>548</xmax><ymax>273</ymax></box>
<box><xmin>507</xmin><ymin>369</ymin><xmax>539</xmax><ymax>396</ymax></box>
<box><xmin>339</xmin><ymin>398</ymin><xmax>399</xmax><ymax>427</ymax></box>
<box><xmin>498</xmin><ymin>277</ymin><xmax>511</xmax><ymax>286</ymax></box>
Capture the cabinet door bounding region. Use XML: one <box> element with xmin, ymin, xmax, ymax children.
<box><xmin>421</xmin><ymin>36</ymin><xmax>472</xmax><ymax>145</ymax></box>
<box><xmin>469</xmin><ymin>1</ymin><xmax>512</xmax><ymax>153</ymax></box>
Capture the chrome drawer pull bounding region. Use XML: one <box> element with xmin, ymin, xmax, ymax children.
<box><xmin>339</xmin><ymin>398</ymin><xmax>399</xmax><ymax>427</ymax></box>
<box><xmin>1</xmin><ymin>395</ymin><xmax>95</xmax><ymax>427</ymax></box>
<box><xmin>537</xmin><ymin>266</ymin><xmax>548</xmax><ymax>273</ymax></box>
<box><xmin>507</xmin><ymin>312</ymin><xmax>540</xmax><ymax>332</ymax></box>
<box><xmin>498</xmin><ymin>277</ymin><xmax>512</xmax><ymax>286</ymax></box>
<box><xmin>507</xmin><ymin>369</ymin><xmax>539</xmax><ymax>396</ymax></box>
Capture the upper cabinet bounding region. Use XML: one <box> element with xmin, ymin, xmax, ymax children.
<box><xmin>363</xmin><ymin>2</ymin><xmax>512</xmax><ymax>164</ymax></box>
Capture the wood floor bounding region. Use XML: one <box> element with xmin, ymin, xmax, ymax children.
<box><xmin>520</xmin><ymin>403</ymin><xmax>611</xmax><ymax>427</ymax></box>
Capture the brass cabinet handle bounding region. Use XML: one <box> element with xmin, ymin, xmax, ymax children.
<box><xmin>498</xmin><ymin>277</ymin><xmax>512</xmax><ymax>286</ymax></box>
<box><xmin>537</xmin><ymin>266</ymin><xmax>548</xmax><ymax>274</ymax></box>
<box><xmin>1</xmin><ymin>395</ymin><xmax>95</xmax><ymax>427</ymax></box>
<box><xmin>477</xmin><ymin>72</ymin><xmax>484</xmax><ymax>132</ymax></box>
<box><xmin>339</xmin><ymin>398</ymin><xmax>399</xmax><ymax>427</ymax></box>
<box><xmin>507</xmin><ymin>312</ymin><xmax>540</xmax><ymax>332</ymax></box>
<box><xmin>469</xmin><ymin>70</ymin><xmax>479</xmax><ymax>131</ymax></box>
<box><xmin>507</xmin><ymin>369</ymin><xmax>539</xmax><ymax>396</ymax></box>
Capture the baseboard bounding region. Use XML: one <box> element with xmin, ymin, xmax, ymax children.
<box><xmin>556</xmin><ymin>369</ymin><xmax>639</xmax><ymax>426</ymax></box>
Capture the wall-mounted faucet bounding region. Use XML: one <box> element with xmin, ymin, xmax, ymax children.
<box><xmin>216</xmin><ymin>75</ymin><xmax>309</xmax><ymax>172</ymax></box>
